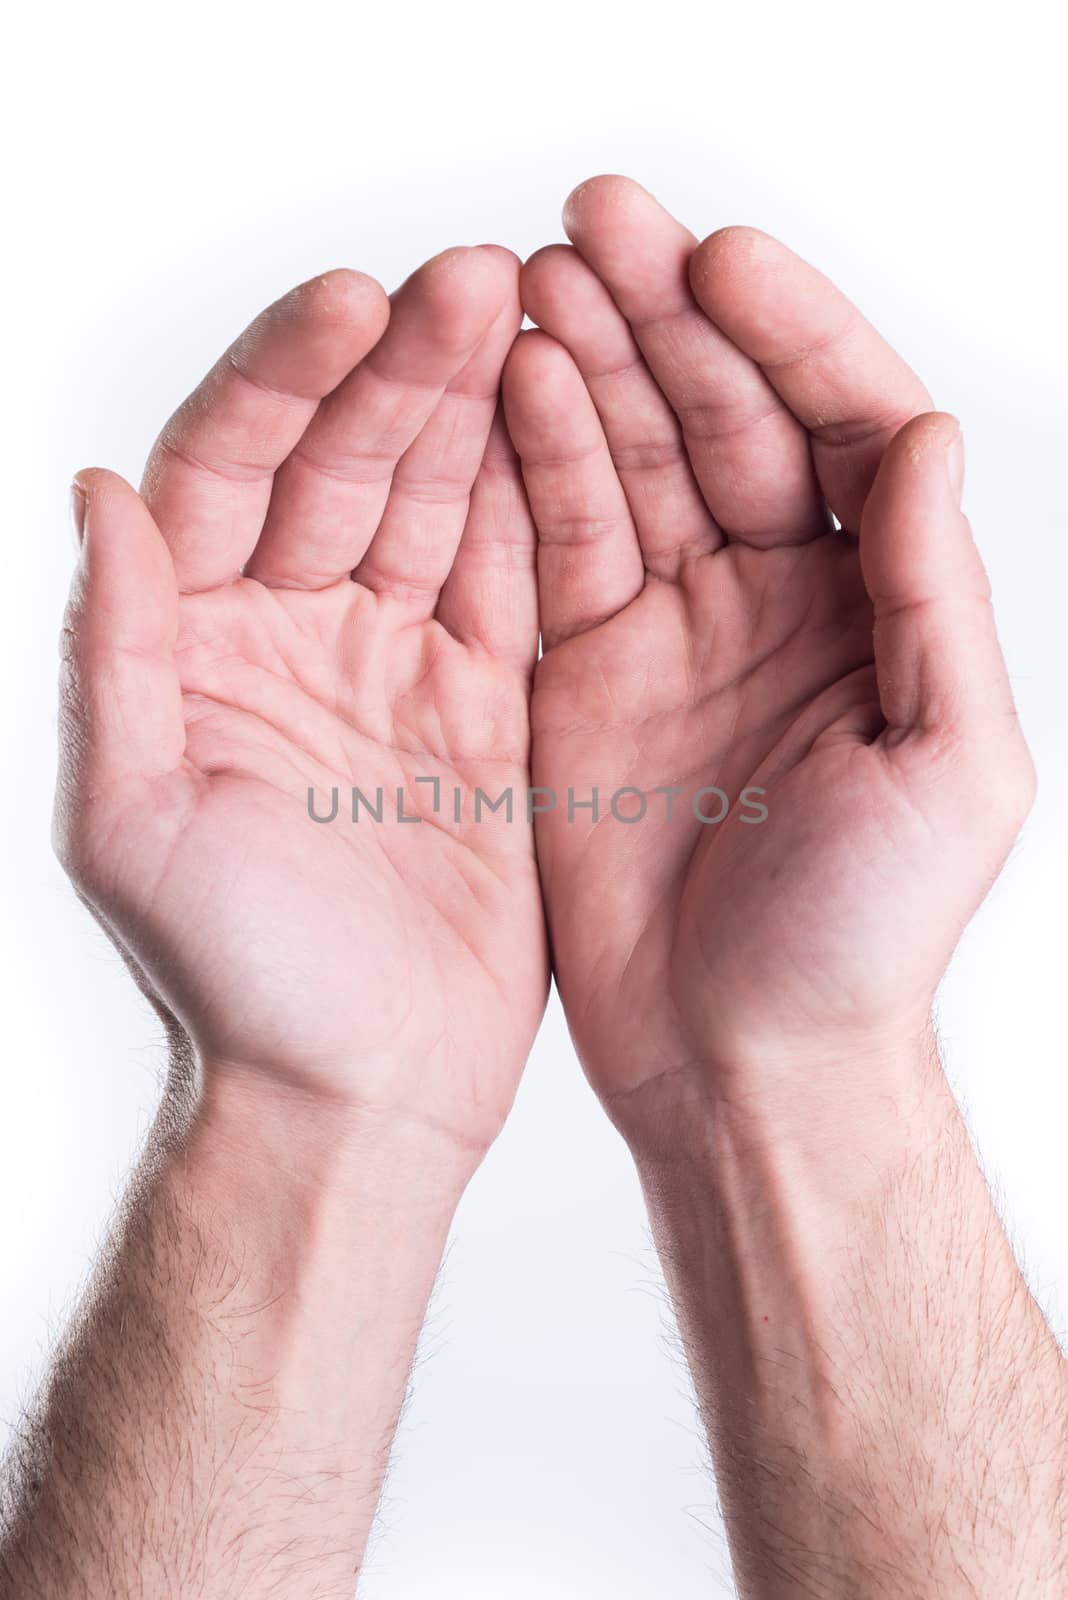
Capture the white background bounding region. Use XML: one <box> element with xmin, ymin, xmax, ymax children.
<box><xmin>2</xmin><ymin>2</ymin><xmax>1065</xmax><ymax>1594</ymax></box>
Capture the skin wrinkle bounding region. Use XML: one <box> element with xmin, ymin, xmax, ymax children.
<box><xmin>223</xmin><ymin>356</ymin><xmax>316</xmax><ymax>413</ymax></box>
<box><xmin>180</xmin><ymin>622</ymin><xmax>527</xmax><ymax>778</ymax></box>
<box><xmin>608</xmin><ymin>433</ymin><xmax>692</xmax><ymax>474</ymax></box>
<box><xmin>537</xmin><ymin>557</ymin><xmax>860</xmax><ymax>758</ymax></box>
<box><xmin>753</xmin><ymin>307</ymin><xmax>860</xmax><ymax>375</ymax></box>
<box><xmin>156</xmin><ymin>434</ymin><xmax>273</xmax><ymax>490</ymax></box>
<box><xmin>810</xmin><ymin>405</ymin><xmax>919</xmax><ymax>450</ymax></box>
<box><xmin>672</xmin><ymin>394</ymin><xmax>785</xmax><ymax>444</ymax></box>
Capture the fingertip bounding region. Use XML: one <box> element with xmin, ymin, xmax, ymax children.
<box><xmin>473</xmin><ymin>244</ymin><xmax>523</xmax><ymax>326</ymax></box>
<box><xmin>689</xmin><ymin>226</ymin><xmax>782</xmax><ymax>302</ymax></box>
<box><xmin>64</xmin><ymin>468</ymin><xmax>176</xmax><ymax>636</ymax></box>
<box><xmin>521</xmin><ymin>241</ymin><xmax>572</xmax><ymax>289</ymax></box>
<box><xmin>861</xmin><ymin>412</ymin><xmax>975</xmax><ymax>625</ymax></box>
<box><xmin>886</xmin><ymin>412</ymin><xmax>964</xmax><ymax>506</ymax></box>
<box><xmin>502</xmin><ymin>327</ymin><xmax>574</xmax><ymax>397</ymax></box>
<box><xmin>274</xmin><ymin>271</ymin><xmax>390</xmax><ymax>357</ymax></box>
<box><xmin>522</xmin><ymin>243</ymin><xmax>570</xmax><ymax>275</ymax></box>
<box><xmin>408</xmin><ymin>245</ymin><xmax>517</xmax><ymax>344</ymax></box>
<box><xmin>501</xmin><ymin>331</ymin><xmax>581</xmax><ymax>451</ymax></box>
<box><xmin>402</xmin><ymin>244</ymin><xmax>478</xmax><ymax>304</ymax></box>
<box><xmin>520</xmin><ymin>244</ymin><xmax>585</xmax><ymax>324</ymax></box>
<box><xmin>226</xmin><ymin>270</ymin><xmax>391</xmax><ymax>410</ymax></box>
<box><xmin>890</xmin><ymin>410</ymin><xmax>961</xmax><ymax>457</ymax></box>
<box><xmin>474</xmin><ymin>242</ymin><xmax>522</xmax><ymax>275</ymax></box>
<box><xmin>70</xmin><ymin>466</ymin><xmax>141</xmax><ymax>525</ymax></box>
<box><xmin>868</xmin><ymin>412</ymin><xmax>965</xmax><ymax>512</ymax></box>
<box><xmin>70</xmin><ymin>468</ymin><xmax>101</xmax><ymax>552</ymax></box>
<box><xmin>562</xmin><ymin>173</ymin><xmax>652</xmax><ymax>239</ymax></box>
<box><xmin>300</xmin><ymin>266</ymin><xmax>389</xmax><ymax>324</ymax></box>
<box><xmin>72</xmin><ymin>464</ymin><xmax>125</xmax><ymax>494</ymax></box>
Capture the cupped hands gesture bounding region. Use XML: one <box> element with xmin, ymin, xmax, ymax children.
<box><xmin>58</xmin><ymin>178</ymin><xmax>1033</xmax><ymax>1155</ymax></box>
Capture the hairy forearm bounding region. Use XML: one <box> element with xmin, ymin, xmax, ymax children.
<box><xmin>627</xmin><ymin>1034</ymin><xmax>1068</xmax><ymax>1598</ymax></box>
<box><xmin>0</xmin><ymin>1058</ymin><xmax>474</xmax><ymax>1599</ymax></box>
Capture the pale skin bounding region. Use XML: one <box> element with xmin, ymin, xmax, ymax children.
<box><xmin>59</xmin><ymin>244</ymin><xmax>547</xmax><ymax>1142</ymax></box>
<box><xmin>1</xmin><ymin>176</ymin><xmax>1064</xmax><ymax>1597</ymax></box>
<box><xmin>506</xmin><ymin>176</ymin><xmax>1068</xmax><ymax>1594</ymax></box>
<box><xmin>2</xmin><ymin>245</ymin><xmax>548</xmax><ymax>1596</ymax></box>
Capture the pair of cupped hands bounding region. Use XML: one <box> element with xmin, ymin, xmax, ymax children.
<box><xmin>57</xmin><ymin>176</ymin><xmax>1034</xmax><ymax>1164</ymax></box>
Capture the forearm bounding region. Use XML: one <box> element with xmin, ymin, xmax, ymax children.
<box><xmin>0</xmin><ymin>1055</ymin><xmax>474</xmax><ymax>1599</ymax></box>
<box><xmin>626</xmin><ymin>1033</ymin><xmax>1068</xmax><ymax>1597</ymax></box>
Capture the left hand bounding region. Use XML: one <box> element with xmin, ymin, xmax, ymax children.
<box><xmin>505</xmin><ymin>176</ymin><xmax>1033</xmax><ymax>1123</ymax></box>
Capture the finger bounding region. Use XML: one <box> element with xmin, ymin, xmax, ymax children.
<box><xmin>521</xmin><ymin>244</ymin><xmax>721</xmax><ymax>577</ymax></box>
<box><xmin>142</xmin><ymin>270</ymin><xmax>390</xmax><ymax>593</ymax></box>
<box><xmin>57</xmin><ymin>471</ymin><xmax>184</xmax><ymax>861</ymax></box>
<box><xmin>247</xmin><ymin>246</ymin><xmax>518</xmax><ymax>590</ymax></box>
<box><xmin>861</xmin><ymin>414</ymin><xmax>1020</xmax><ymax>746</ymax></box>
<box><xmin>690</xmin><ymin>226</ymin><xmax>932</xmax><ymax>532</ymax></box>
<box><xmin>353</xmin><ymin>254</ymin><xmax>521</xmax><ymax>611</ymax></box>
<box><xmin>435</xmin><ymin>408</ymin><xmax>538</xmax><ymax>671</ymax></box>
<box><xmin>561</xmin><ymin>175</ymin><xmax>827</xmax><ymax>547</ymax></box>
<box><xmin>502</xmin><ymin>329</ymin><xmax>643</xmax><ymax>649</ymax></box>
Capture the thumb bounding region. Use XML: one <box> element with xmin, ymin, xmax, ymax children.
<box><xmin>57</xmin><ymin>470</ymin><xmax>184</xmax><ymax>840</ymax></box>
<box><xmin>860</xmin><ymin>413</ymin><xmax>1018</xmax><ymax>746</ymax></box>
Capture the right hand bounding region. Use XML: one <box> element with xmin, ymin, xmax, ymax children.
<box><xmin>56</xmin><ymin>247</ymin><xmax>548</xmax><ymax>1154</ymax></box>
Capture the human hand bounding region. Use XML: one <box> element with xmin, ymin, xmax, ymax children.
<box><xmin>57</xmin><ymin>247</ymin><xmax>547</xmax><ymax>1153</ymax></box>
<box><xmin>505</xmin><ymin>176</ymin><xmax>1033</xmax><ymax>1125</ymax></box>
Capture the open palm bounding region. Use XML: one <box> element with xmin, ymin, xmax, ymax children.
<box><xmin>58</xmin><ymin>249</ymin><xmax>546</xmax><ymax>1148</ymax></box>
<box><xmin>505</xmin><ymin>178</ymin><xmax>1032</xmax><ymax>1117</ymax></box>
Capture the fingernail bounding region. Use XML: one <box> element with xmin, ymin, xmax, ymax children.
<box><xmin>944</xmin><ymin>432</ymin><xmax>964</xmax><ymax>502</ymax></box>
<box><xmin>70</xmin><ymin>481</ymin><xmax>88</xmax><ymax>549</ymax></box>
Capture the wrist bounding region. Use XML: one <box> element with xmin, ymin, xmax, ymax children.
<box><xmin>628</xmin><ymin>1026</ymin><xmax>975</xmax><ymax>1443</ymax></box>
<box><xmin>159</xmin><ymin>1051</ymin><xmax>482</xmax><ymax>1220</ymax></box>
<box><xmin>612</xmin><ymin>1018</ymin><xmax>949</xmax><ymax>1179</ymax></box>
<box><xmin>141</xmin><ymin>1060</ymin><xmax>473</xmax><ymax>1396</ymax></box>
